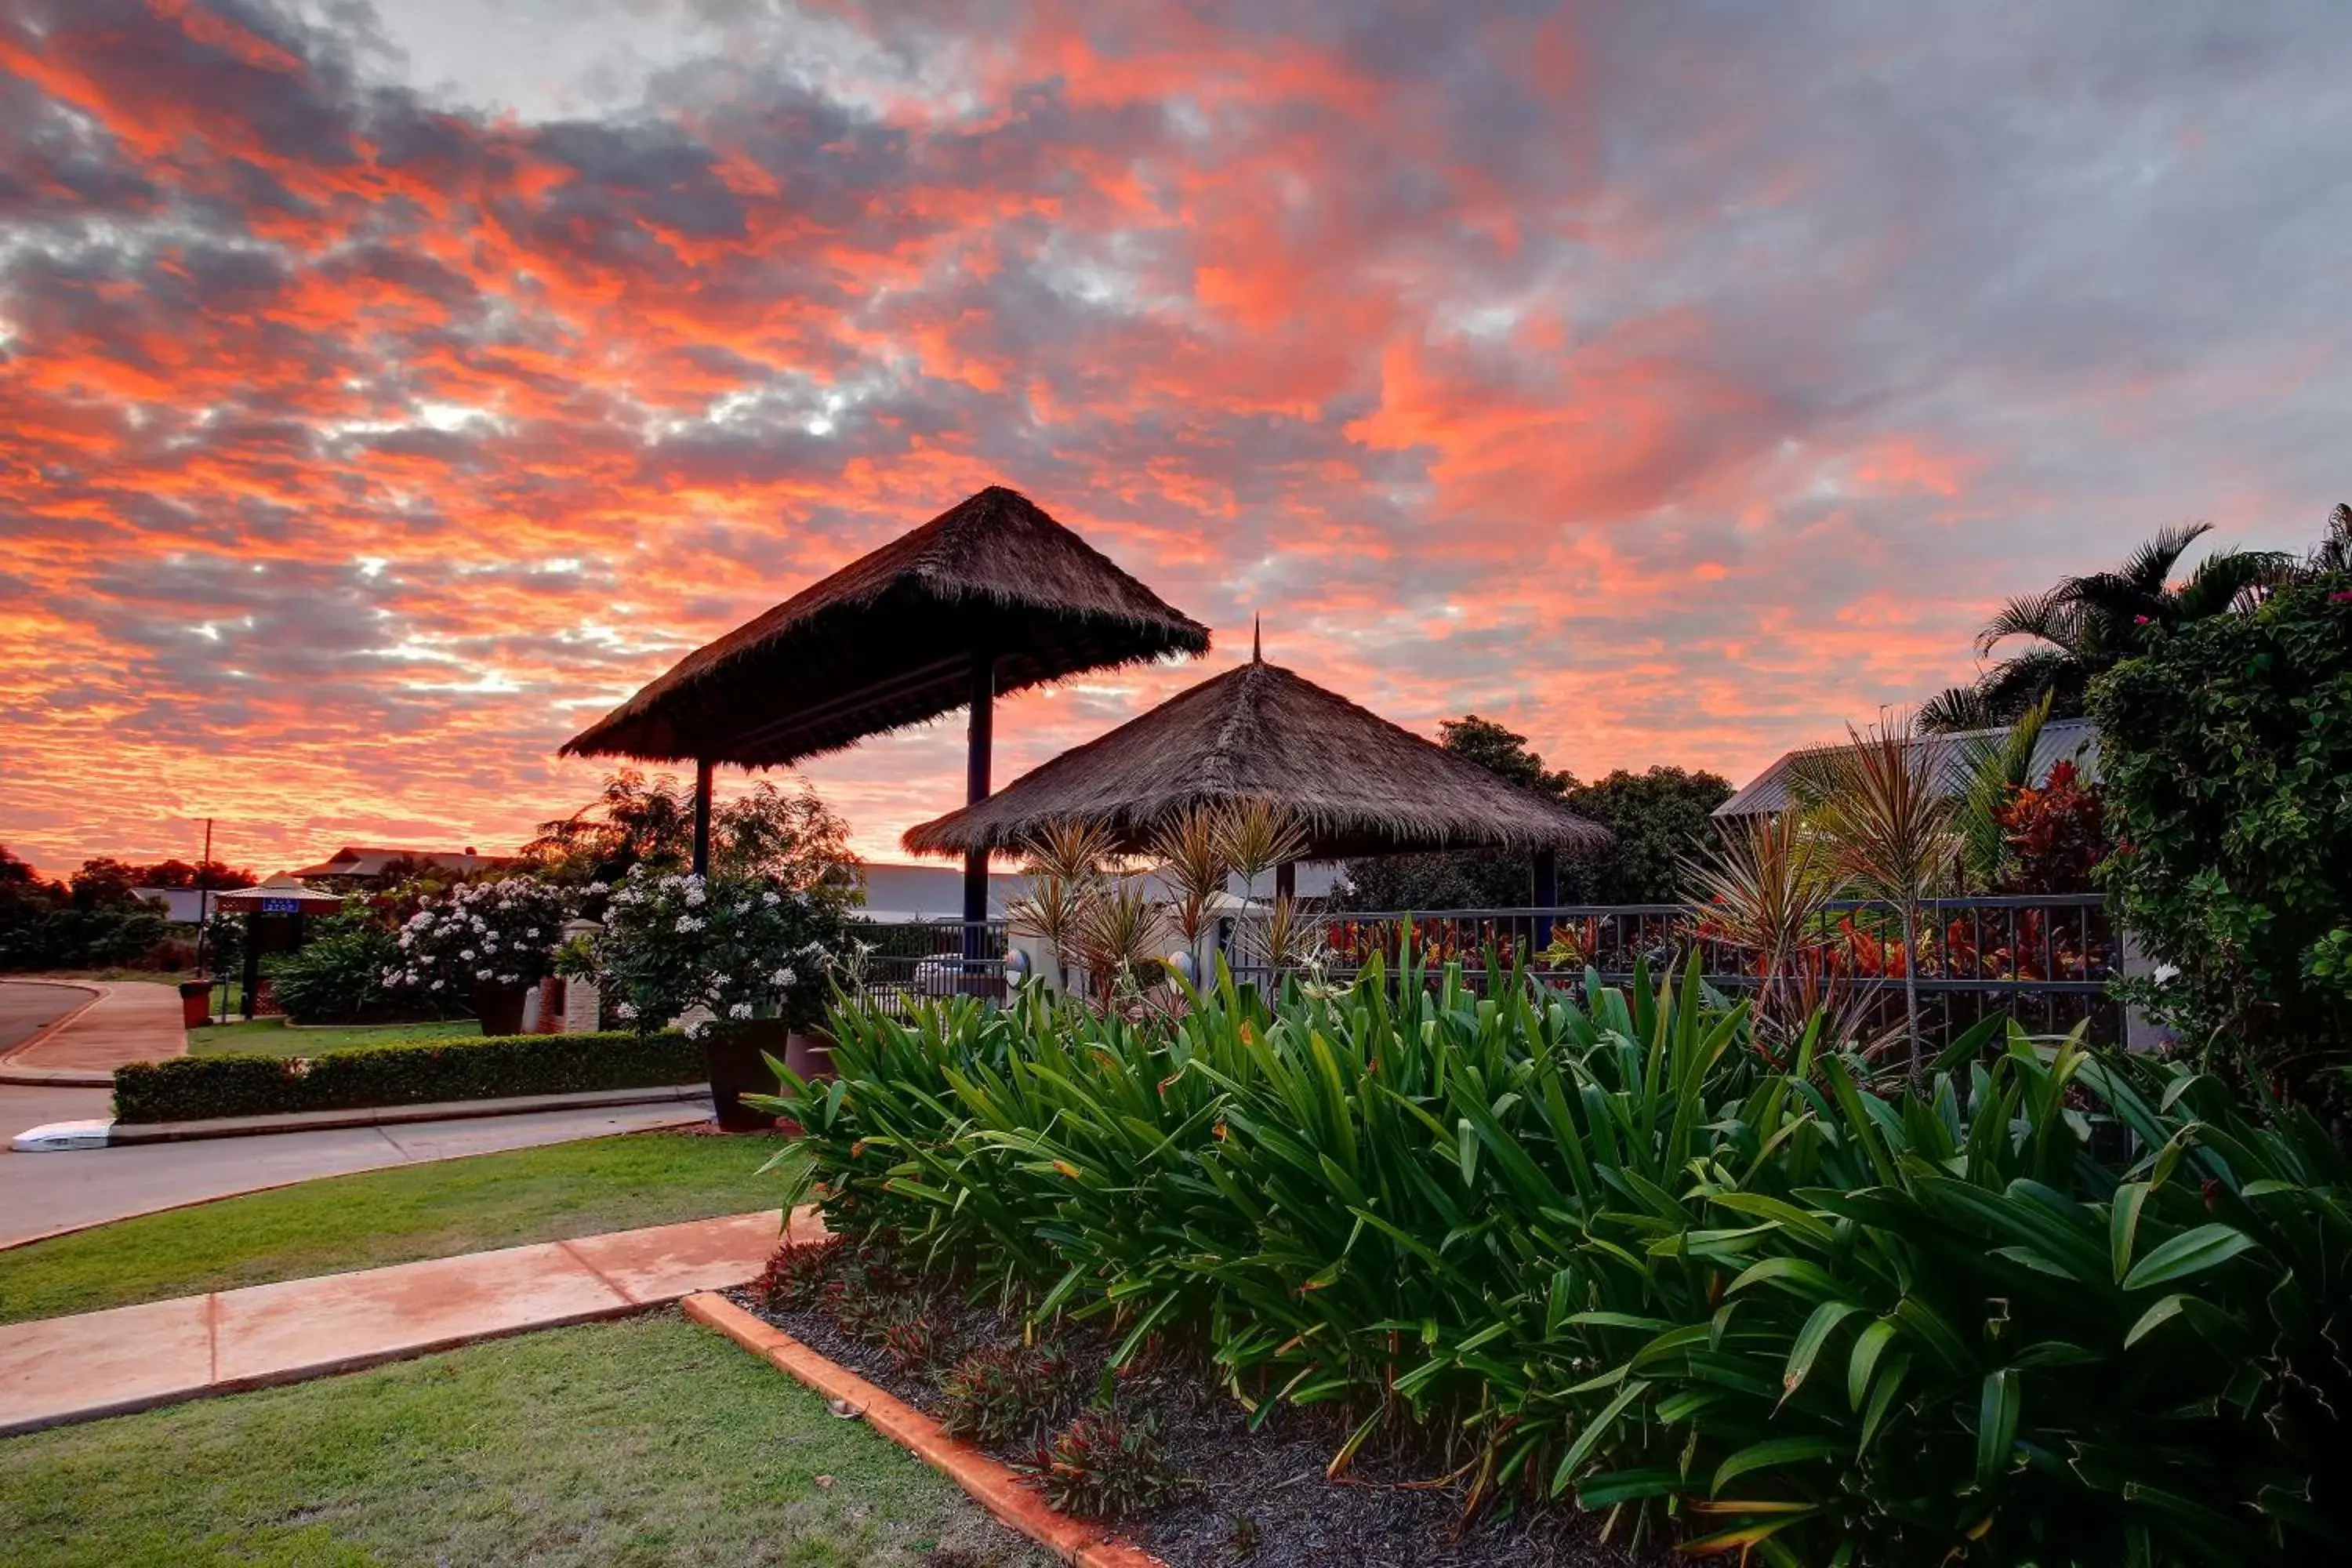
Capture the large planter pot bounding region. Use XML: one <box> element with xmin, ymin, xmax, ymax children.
<box><xmin>470</xmin><ymin>979</ymin><xmax>532</xmax><ymax>1039</ymax></box>
<box><xmin>703</xmin><ymin>1018</ymin><xmax>788</xmax><ymax>1132</ymax></box>
<box><xmin>178</xmin><ymin>979</ymin><xmax>213</xmax><ymax>1029</ymax></box>
<box><xmin>783</xmin><ymin>1029</ymin><xmax>835</xmax><ymax>1083</ymax></box>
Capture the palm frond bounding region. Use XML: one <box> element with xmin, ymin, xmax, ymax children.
<box><xmin>1955</xmin><ymin>691</ymin><xmax>2051</xmax><ymax>889</ymax></box>
<box><xmin>1975</xmin><ymin>586</ymin><xmax>2084</xmax><ymax>658</ymax></box>
<box><xmin>2172</xmin><ymin>547</ymin><xmax>2293</xmax><ymax>620</ymax></box>
<box><xmin>1918</xmin><ymin>684</ymin><xmax>1995</xmax><ymax>735</ymax></box>
<box><xmin>2115</xmin><ymin>521</ymin><xmax>2213</xmax><ymax>593</ymax></box>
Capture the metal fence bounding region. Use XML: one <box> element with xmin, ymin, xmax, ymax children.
<box><xmin>847</xmin><ymin>897</ymin><xmax>2127</xmax><ymax>1047</ymax></box>
<box><xmin>1220</xmin><ymin>895</ymin><xmax>2125</xmax><ymax>1047</ymax></box>
<box><xmin>848</xmin><ymin>919</ymin><xmax>1010</xmax><ymax>1015</ymax></box>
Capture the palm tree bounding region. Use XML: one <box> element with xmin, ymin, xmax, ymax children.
<box><xmin>1922</xmin><ymin>523</ymin><xmax>2292</xmax><ymax>731</ymax></box>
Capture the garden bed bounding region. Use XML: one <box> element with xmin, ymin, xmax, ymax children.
<box><xmin>727</xmin><ymin>1242</ymin><xmax>1640</xmax><ymax>1568</ymax></box>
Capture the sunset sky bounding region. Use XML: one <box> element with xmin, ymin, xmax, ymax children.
<box><xmin>3</xmin><ymin>0</ymin><xmax>2347</xmax><ymax>877</ymax></box>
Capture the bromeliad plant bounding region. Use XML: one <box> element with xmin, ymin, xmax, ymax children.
<box><xmin>766</xmin><ymin>942</ymin><xmax>2349</xmax><ymax>1566</ymax></box>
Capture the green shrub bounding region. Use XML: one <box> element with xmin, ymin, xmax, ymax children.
<box><xmin>2092</xmin><ymin>568</ymin><xmax>2352</xmax><ymax>1094</ymax></box>
<box><xmin>112</xmin><ymin>1029</ymin><xmax>700</xmax><ymax>1123</ymax></box>
<box><xmin>761</xmin><ymin>948</ymin><xmax>2350</xmax><ymax>1566</ymax></box>
<box><xmin>0</xmin><ymin>907</ymin><xmax>169</xmax><ymax>971</ymax></box>
<box><xmin>262</xmin><ymin>913</ymin><xmax>409</xmax><ymax>1023</ymax></box>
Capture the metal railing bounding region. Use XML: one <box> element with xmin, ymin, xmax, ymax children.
<box><xmin>848</xmin><ymin>919</ymin><xmax>1010</xmax><ymax>1015</ymax></box>
<box><xmin>1220</xmin><ymin>895</ymin><xmax>2125</xmax><ymax>1046</ymax></box>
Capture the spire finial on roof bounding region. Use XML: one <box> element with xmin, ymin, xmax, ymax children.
<box><xmin>1252</xmin><ymin>614</ymin><xmax>1261</xmax><ymax>662</ymax></box>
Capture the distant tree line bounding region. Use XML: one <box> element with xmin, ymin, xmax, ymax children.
<box><xmin>0</xmin><ymin>845</ymin><xmax>255</xmax><ymax>971</ymax></box>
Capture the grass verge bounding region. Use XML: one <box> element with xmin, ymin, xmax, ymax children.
<box><xmin>186</xmin><ymin>1018</ymin><xmax>481</xmax><ymax>1057</ymax></box>
<box><xmin>0</xmin><ymin>1131</ymin><xmax>790</xmax><ymax>1324</ymax></box>
<box><xmin>0</xmin><ymin>1311</ymin><xmax>1050</xmax><ymax>1568</ymax></box>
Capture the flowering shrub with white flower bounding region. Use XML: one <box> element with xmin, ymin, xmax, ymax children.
<box><xmin>590</xmin><ymin>864</ymin><xmax>844</xmax><ymax>1039</ymax></box>
<box><xmin>379</xmin><ymin>875</ymin><xmax>573</xmax><ymax>1002</ymax></box>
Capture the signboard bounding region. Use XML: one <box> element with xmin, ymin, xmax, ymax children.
<box><xmin>261</xmin><ymin>897</ymin><xmax>301</xmax><ymax>914</ymax></box>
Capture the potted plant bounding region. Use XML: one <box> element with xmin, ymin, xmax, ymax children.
<box><xmin>590</xmin><ymin>865</ymin><xmax>844</xmax><ymax>1130</ymax></box>
<box><xmin>381</xmin><ymin>875</ymin><xmax>572</xmax><ymax>1036</ymax></box>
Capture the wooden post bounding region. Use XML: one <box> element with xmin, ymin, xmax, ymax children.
<box><xmin>240</xmin><ymin>912</ymin><xmax>260</xmax><ymax>1020</ymax></box>
<box><xmin>1275</xmin><ymin>860</ymin><xmax>1296</xmax><ymax>902</ymax></box>
<box><xmin>963</xmin><ymin>652</ymin><xmax>994</xmax><ymax>964</ymax></box>
<box><xmin>691</xmin><ymin>758</ymin><xmax>713</xmax><ymax>877</ymax></box>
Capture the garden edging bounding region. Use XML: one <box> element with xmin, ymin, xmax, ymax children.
<box><xmin>681</xmin><ymin>1292</ymin><xmax>1165</xmax><ymax>1568</ymax></box>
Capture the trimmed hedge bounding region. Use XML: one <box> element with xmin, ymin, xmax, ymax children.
<box><xmin>113</xmin><ymin>1029</ymin><xmax>702</xmax><ymax>1124</ymax></box>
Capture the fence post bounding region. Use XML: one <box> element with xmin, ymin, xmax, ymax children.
<box><xmin>560</xmin><ymin>917</ymin><xmax>601</xmax><ymax>1033</ymax></box>
<box><xmin>2116</xmin><ymin>920</ymin><xmax>2165</xmax><ymax>1053</ymax></box>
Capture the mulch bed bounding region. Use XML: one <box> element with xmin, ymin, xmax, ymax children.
<box><xmin>726</xmin><ymin>1246</ymin><xmax>1648</xmax><ymax>1568</ymax></box>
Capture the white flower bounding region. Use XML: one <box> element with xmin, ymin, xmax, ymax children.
<box><xmin>430</xmin><ymin>979</ymin><xmax>445</xmax><ymax>991</ymax></box>
<box><xmin>674</xmin><ymin>915</ymin><xmax>704</xmax><ymax>933</ymax></box>
<box><xmin>459</xmin><ymin>949</ymin><xmax>476</xmax><ymax>961</ymax></box>
<box><xmin>684</xmin><ymin>886</ymin><xmax>706</xmax><ymax>907</ymax></box>
<box><xmin>499</xmin><ymin>974</ymin><xmax>517</xmax><ymax>984</ymax></box>
<box><xmin>760</xmin><ymin>890</ymin><xmax>781</xmax><ymax>906</ymax></box>
<box><xmin>769</xmin><ymin>967</ymin><xmax>796</xmax><ymax>988</ymax></box>
<box><xmin>583</xmin><ymin>881</ymin><xmax>608</xmax><ymax>895</ymax></box>
<box><xmin>397</xmin><ymin>931</ymin><xmax>413</xmax><ymax>949</ymax></box>
<box><xmin>477</xmin><ymin>968</ymin><xmax>493</xmax><ymax>980</ymax></box>
<box><xmin>524</xmin><ymin>927</ymin><xmax>539</xmax><ymax>938</ymax></box>
<box><xmin>614</xmin><ymin>1001</ymin><xmax>639</xmax><ymax>1020</ymax></box>
<box><xmin>728</xmin><ymin>1002</ymin><xmax>753</xmax><ymax>1019</ymax></box>
<box><xmin>683</xmin><ymin>1018</ymin><xmax>707</xmax><ymax>1040</ymax></box>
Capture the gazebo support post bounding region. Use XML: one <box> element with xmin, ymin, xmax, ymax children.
<box><xmin>1275</xmin><ymin>860</ymin><xmax>1296</xmax><ymax>902</ymax></box>
<box><xmin>963</xmin><ymin>654</ymin><xmax>995</xmax><ymax>966</ymax></box>
<box><xmin>1529</xmin><ymin>847</ymin><xmax>1559</xmax><ymax>964</ymax></box>
<box><xmin>691</xmin><ymin>758</ymin><xmax>713</xmax><ymax>877</ymax></box>
<box><xmin>1531</xmin><ymin>848</ymin><xmax>1558</xmax><ymax>909</ymax></box>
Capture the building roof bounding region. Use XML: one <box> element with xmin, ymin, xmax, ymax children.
<box><xmin>1714</xmin><ymin>717</ymin><xmax>2100</xmax><ymax>818</ymax></box>
<box><xmin>902</xmin><ymin>655</ymin><xmax>1612</xmax><ymax>860</ymax></box>
<box><xmin>291</xmin><ymin>847</ymin><xmax>509</xmax><ymax>880</ymax></box>
<box><xmin>559</xmin><ymin>486</ymin><xmax>1212</xmax><ymax>768</ymax></box>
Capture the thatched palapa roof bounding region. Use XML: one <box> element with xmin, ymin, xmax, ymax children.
<box><xmin>561</xmin><ymin>487</ymin><xmax>1211</xmax><ymax>767</ymax></box>
<box><xmin>902</xmin><ymin>654</ymin><xmax>1612</xmax><ymax>860</ymax></box>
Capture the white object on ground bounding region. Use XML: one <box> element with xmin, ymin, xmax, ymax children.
<box><xmin>11</xmin><ymin>1120</ymin><xmax>114</xmax><ymax>1152</ymax></box>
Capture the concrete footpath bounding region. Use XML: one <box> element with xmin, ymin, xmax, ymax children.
<box><xmin>0</xmin><ymin>1097</ymin><xmax>713</xmax><ymax>1248</ymax></box>
<box><xmin>0</xmin><ymin>1207</ymin><xmax>810</xmax><ymax>1436</ymax></box>
<box><xmin>0</xmin><ymin>979</ymin><xmax>186</xmax><ymax>1083</ymax></box>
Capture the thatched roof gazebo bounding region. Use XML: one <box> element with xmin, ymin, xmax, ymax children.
<box><xmin>902</xmin><ymin>641</ymin><xmax>1610</xmax><ymax>902</ymax></box>
<box><xmin>561</xmin><ymin>486</ymin><xmax>1210</xmax><ymax>927</ymax></box>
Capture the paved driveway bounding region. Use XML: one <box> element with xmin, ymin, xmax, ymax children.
<box><xmin>0</xmin><ymin>982</ymin><xmax>96</xmax><ymax>1056</ymax></box>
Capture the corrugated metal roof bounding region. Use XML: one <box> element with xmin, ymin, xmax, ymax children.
<box><xmin>1714</xmin><ymin>718</ymin><xmax>2100</xmax><ymax>818</ymax></box>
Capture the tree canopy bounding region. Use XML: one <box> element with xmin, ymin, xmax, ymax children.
<box><xmin>1335</xmin><ymin>718</ymin><xmax>1728</xmax><ymax>909</ymax></box>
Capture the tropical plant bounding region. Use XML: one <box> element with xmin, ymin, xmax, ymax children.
<box><xmin>2092</xmin><ymin>562</ymin><xmax>2352</xmax><ymax>1098</ymax></box>
<box><xmin>265</xmin><ymin>911</ymin><xmax>407</xmax><ymax>1023</ymax></box>
<box><xmin>1682</xmin><ymin>809</ymin><xmax>1836</xmax><ymax>1050</ymax></box>
<box><xmin>1791</xmin><ymin>713</ymin><xmax>1962</xmax><ymax>1076</ymax></box>
<box><xmin>1005</xmin><ymin>819</ymin><xmax>1118</xmax><ymax>992</ymax></box>
<box><xmin>524</xmin><ymin>770</ymin><xmax>863</xmax><ymax>911</ymax></box>
<box><xmin>382</xmin><ymin>875</ymin><xmax>572</xmax><ymax>1006</ymax></box>
<box><xmin>1070</xmin><ymin>879</ymin><xmax>1171</xmax><ymax>1007</ymax></box>
<box><xmin>1215</xmin><ymin>798</ymin><xmax>1308</xmax><ymax>904</ymax></box>
<box><xmin>1952</xmin><ymin>691</ymin><xmax>2053</xmax><ymax>891</ymax></box>
<box><xmin>589</xmin><ymin>863</ymin><xmax>844</xmax><ymax>1036</ymax></box>
<box><xmin>763</xmin><ymin>952</ymin><xmax>2349</xmax><ymax>1566</ymax></box>
<box><xmin>1924</xmin><ymin>523</ymin><xmax>2293</xmax><ymax>731</ymax></box>
<box><xmin>1146</xmin><ymin>804</ymin><xmax>1230</xmax><ymax>953</ymax></box>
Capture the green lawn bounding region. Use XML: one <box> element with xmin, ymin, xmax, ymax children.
<box><xmin>187</xmin><ymin>1017</ymin><xmax>481</xmax><ymax>1057</ymax></box>
<box><xmin>0</xmin><ymin>1132</ymin><xmax>795</xmax><ymax>1325</ymax></box>
<box><xmin>0</xmin><ymin>1312</ymin><xmax>1049</xmax><ymax>1568</ymax></box>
